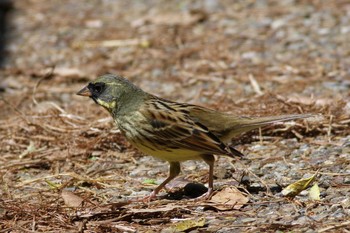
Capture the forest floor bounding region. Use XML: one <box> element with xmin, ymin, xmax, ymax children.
<box><xmin>0</xmin><ymin>0</ymin><xmax>349</xmax><ymax>232</ymax></box>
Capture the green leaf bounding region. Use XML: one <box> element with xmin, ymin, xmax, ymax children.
<box><xmin>45</xmin><ymin>179</ymin><xmax>61</xmax><ymax>189</ymax></box>
<box><xmin>89</xmin><ymin>156</ymin><xmax>98</xmax><ymax>161</ymax></box>
<box><xmin>142</xmin><ymin>179</ymin><xmax>158</xmax><ymax>185</ymax></box>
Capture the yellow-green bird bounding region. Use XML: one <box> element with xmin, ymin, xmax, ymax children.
<box><xmin>77</xmin><ymin>74</ymin><xmax>312</xmax><ymax>200</ymax></box>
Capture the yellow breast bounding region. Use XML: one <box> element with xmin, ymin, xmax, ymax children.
<box><xmin>131</xmin><ymin>141</ymin><xmax>202</xmax><ymax>162</ymax></box>
<box><xmin>115</xmin><ymin>113</ymin><xmax>203</xmax><ymax>162</ymax></box>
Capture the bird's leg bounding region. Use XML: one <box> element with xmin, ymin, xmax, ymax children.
<box><xmin>143</xmin><ymin>161</ymin><xmax>181</xmax><ymax>202</ymax></box>
<box><xmin>198</xmin><ymin>154</ymin><xmax>215</xmax><ymax>199</ymax></box>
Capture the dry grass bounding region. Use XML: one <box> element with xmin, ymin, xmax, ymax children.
<box><xmin>1</xmin><ymin>0</ymin><xmax>349</xmax><ymax>232</ymax></box>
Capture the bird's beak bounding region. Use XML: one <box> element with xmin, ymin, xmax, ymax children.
<box><xmin>76</xmin><ymin>86</ymin><xmax>92</xmax><ymax>97</ymax></box>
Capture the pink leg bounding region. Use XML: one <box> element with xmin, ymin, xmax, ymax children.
<box><xmin>197</xmin><ymin>154</ymin><xmax>215</xmax><ymax>200</ymax></box>
<box><xmin>142</xmin><ymin>162</ymin><xmax>181</xmax><ymax>202</ymax></box>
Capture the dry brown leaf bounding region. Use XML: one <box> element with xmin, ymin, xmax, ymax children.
<box><xmin>208</xmin><ymin>187</ymin><xmax>249</xmax><ymax>210</ymax></box>
<box><xmin>61</xmin><ymin>190</ymin><xmax>84</xmax><ymax>207</ymax></box>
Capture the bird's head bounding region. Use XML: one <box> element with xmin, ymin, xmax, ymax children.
<box><xmin>77</xmin><ymin>74</ymin><xmax>144</xmax><ymax>112</ymax></box>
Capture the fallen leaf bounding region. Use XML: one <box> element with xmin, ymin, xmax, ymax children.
<box><xmin>281</xmin><ymin>171</ymin><xmax>318</xmax><ymax>198</ymax></box>
<box><xmin>142</xmin><ymin>178</ymin><xmax>158</xmax><ymax>185</ymax></box>
<box><xmin>208</xmin><ymin>187</ymin><xmax>249</xmax><ymax>210</ymax></box>
<box><xmin>61</xmin><ymin>190</ymin><xmax>84</xmax><ymax>207</ymax></box>
<box><xmin>45</xmin><ymin>179</ymin><xmax>60</xmax><ymax>189</ymax></box>
<box><xmin>174</xmin><ymin>218</ymin><xmax>206</xmax><ymax>232</ymax></box>
<box><xmin>309</xmin><ymin>183</ymin><xmax>321</xmax><ymax>201</ymax></box>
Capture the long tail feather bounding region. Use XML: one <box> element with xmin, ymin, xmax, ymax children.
<box><xmin>225</xmin><ymin>113</ymin><xmax>314</xmax><ymax>139</ymax></box>
<box><xmin>238</xmin><ymin>113</ymin><xmax>313</xmax><ymax>127</ymax></box>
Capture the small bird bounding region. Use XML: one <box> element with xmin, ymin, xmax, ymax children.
<box><xmin>77</xmin><ymin>74</ymin><xmax>312</xmax><ymax>200</ymax></box>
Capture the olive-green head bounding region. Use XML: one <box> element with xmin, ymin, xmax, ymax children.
<box><xmin>77</xmin><ymin>74</ymin><xmax>145</xmax><ymax>113</ymax></box>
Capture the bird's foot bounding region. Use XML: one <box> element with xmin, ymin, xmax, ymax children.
<box><xmin>142</xmin><ymin>191</ymin><xmax>158</xmax><ymax>202</ymax></box>
<box><xmin>131</xmin><ymin>191</ymin><xmax>159</xmax><ymax>203</ymax></box>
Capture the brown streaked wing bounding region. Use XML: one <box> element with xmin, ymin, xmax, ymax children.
<box><xmin>139</xmin><ymin>98</ymin><xmax>238</xmax><ymax>157</ymax></box>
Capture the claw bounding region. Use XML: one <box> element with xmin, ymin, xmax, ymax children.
<box><xmin>142</xmin><ymin>191</ymin><xmax>158</xmax><ymax>202</ymax></box>
<box><xmin>130</xmin><ymin>191</ymin><xmax>159</xmax><ymax>203</ymax></box>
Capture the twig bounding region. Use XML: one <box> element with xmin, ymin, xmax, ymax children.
<box><xmin>258</xmin><ymin>127</ymin><xmax>263</xmax><ymax>144</ymax></box>
<box><xmin>1</xmin><ymin>159</ymin><xmax>48</xmax><ymax>170</ymax></box>
<box><xmin>318</xmin><ymin>220</ymin><xmax>350</xmax><ymax>233</ymax></box>
<box><xmin>0</xmin><ymin>96</ymin><xmax>31</xmax><ymax>124</ymax></box>
<box><xmin>249</xmin><ymin>74</ymin><xmax>263</xmax><ymax>95</ymax></box>
<box><xmin>111</xmin><ymin>225</ymin><xmax>136</xmax><ymax>232</ymax></box>
<box><xmin>31</xmin><ymin>215</ymin><xmax>36</xmax><ymax>232</ymax></box>
<box><xmin>73</xmin><ymin>39</ymin><xmax>149</xmax><ymax>48</ymax></box>
<box><xmin>327</xmin><ymin>115</ymin><xmax>333</xmax><ymax>142</ymax></box>
<box><xmin>299</xmin><ymin>170</ymin><xmax>350</xmax><ymax>176</ymax></box>
<box><xmin>15</xmin><ymin>172</ymin><xmax>89</xmax><ymax>187</ymax></box>
<box><xmin>0</xmin><ymin>95</ymin><xmax>63</xmax><ymax>135</ymax></box>
<box><xmin>0</xmin><ymin>228</ymin><xmax>14</xmax><ymax>233</ymax></box>
<box><xmin>230</xmin><ymin>161</ymin><xmax>272</xmax><ymax>195</ymax></box>
<box><xmin>89</xmin><ymin>213</ymin><xmax>133</xmax><ymax>224</ymax></box>
<box><xmin>32</xmin><ymin>66</ymin><xmax>55</xmax><ymax>105</ymax></box>
<box><xmin>291</xmin><ymin>129</ymin><xmax>303</xmax><ymax>139</ymax></box>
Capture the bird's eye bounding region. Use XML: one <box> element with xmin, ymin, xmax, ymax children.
<box><xmin>91</xmin><ymin>82</ymin><xmax>105</xmax><ymax>95</ymax></box>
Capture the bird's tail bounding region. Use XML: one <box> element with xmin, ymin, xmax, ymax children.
<box><xmin>226</xmin><ymin>113</ymin><xmax>314</xmax><ymax>139</ymax></box>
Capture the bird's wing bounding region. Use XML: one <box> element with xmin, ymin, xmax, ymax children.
<box><xmin>139</xmin><ymin>98</ymin><xmax>243</xmax><ymax>158</ymax></box>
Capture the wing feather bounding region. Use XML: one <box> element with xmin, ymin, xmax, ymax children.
<box><xmin>139</xmin><ymin>98</ymin><xmax>243</xmax><ymax>158</ymax></box>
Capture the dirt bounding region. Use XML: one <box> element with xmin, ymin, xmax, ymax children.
<box><xmin>0</xmin><ymin>0</ymin><xmax>349</xmax><ymax>232</ymax></box>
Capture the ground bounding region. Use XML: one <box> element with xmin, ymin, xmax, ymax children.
<box><xmin>0</xmin><ymin>0</ymin><xmax>349</xmax><ymax>232</ymax></box>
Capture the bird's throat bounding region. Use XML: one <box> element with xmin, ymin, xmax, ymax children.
<box><xmin>96</xmin><ymin>99</ymin><xmax>117</xmax><ymax>111</ymax></box>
